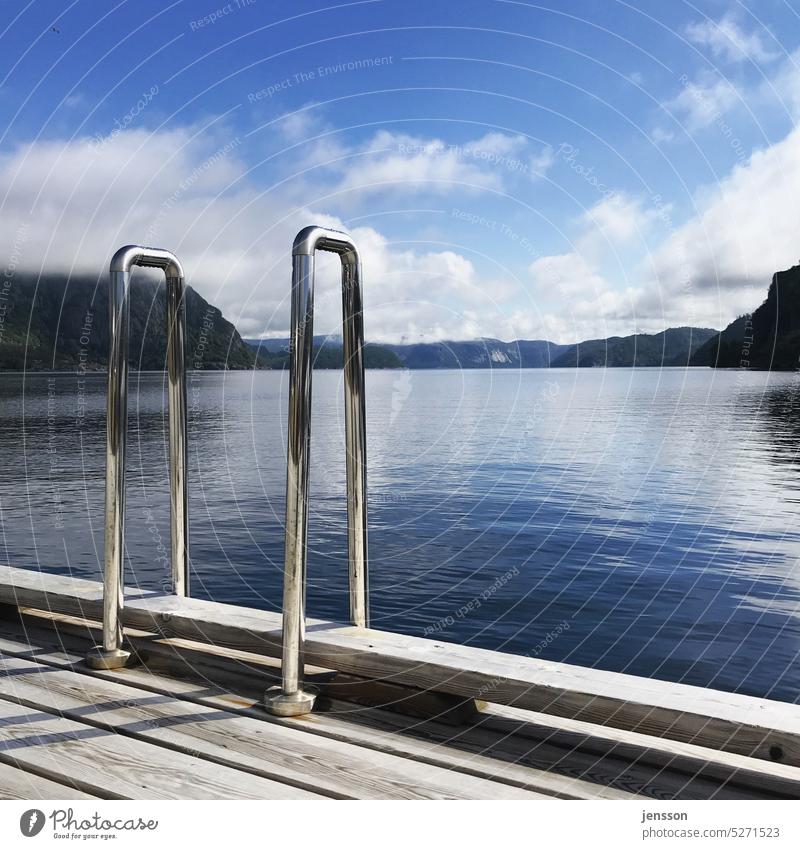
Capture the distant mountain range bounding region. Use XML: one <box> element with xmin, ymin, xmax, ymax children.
<box><xmin>691</xmin><ymin>264</ymin><xmax>800</xmax><ymax>370</ymax></box>
<box><xmin>246</xmin><ymin>338</ymin><xmax>402</xmax><ymax>370</ymax></box>
<box><xmin>245</xmin><ymin>326</ymin><xmax>717</xmax><ymax>370</ymax></box>
<box><xmin>0</xmin><ymin>270</ymin><xmax>736</xmax><ymax>373</ymax></box>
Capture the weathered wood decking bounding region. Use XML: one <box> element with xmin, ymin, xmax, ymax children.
<box><xmin>0</xmin><ymin>564</ymin><xmax>799</xmax><ymax>800</ymax></box>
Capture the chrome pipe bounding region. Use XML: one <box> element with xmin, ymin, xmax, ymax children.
<box><xmin>341</xmin><ymin>256</ymin><xmax>369</xmax><ymax>630</ymax></box>
<box><xmin>100</xmin><ymin>269</ymin><xmax>129</xmax><ymax>662</ymax></box>
<box><xmin>265</xmin><ymin>226</ymin><xmax>369</xmax><ymax>717</ymax></box>
<box><xmin>166</xmin><ymin>272</ymin><xmax>189</xmax><ymax>597</ymax></box>
<box><xmin>280</xmin><ymin>253</ymin><xmax>314</xmax><ymax>701</ymax></box>
<box><xmin>87</xmin><ymin>245</ymin><xmax>189</xmax><ymax>670</ymax></box>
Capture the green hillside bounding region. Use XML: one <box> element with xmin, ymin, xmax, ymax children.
<box><xmin>0</xmin><ymin>273</ymin><xmax>254</xmax><ymax>370</ymax></box>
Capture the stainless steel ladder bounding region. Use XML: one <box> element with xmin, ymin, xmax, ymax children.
<box><xmin>264</xmin><ymin>226</ymin><xmax>369</xmax><ymax>716</ymax></box>
<box><xmin>86</xmin><ymin>245</ymin><xmax>189</xmax><ymax>669</ymax></box>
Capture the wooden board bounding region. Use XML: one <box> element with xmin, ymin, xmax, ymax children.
<box><xmin>2</xmin><ymin>565</ymin><xmax>799</xmax><ymax>768</ymax></box>
<box><xmin>3</xmin><ymin>624</ymin><xmax>634</xmax><ymax>800</ymax></box>
<box><xmin>0</xmin><ymin>761</ymin><xmax>96</xmax><ymax>800</ymax></box>
<box><xmin>0</xmin><ymin>649</ymin><xmax>549</xmax><ymax>801</ymax></box>
<box><xmin>3</xmin><ymin>614</ymin><xmax>796</xmax><ymax>801</ymax></box>
<box><xmin>0</xmin><ymin>695</ymin><xmax>321</xmax><ymax>800</ymax></box>
<box><xmin>481</xmin><ymin>703</ymin><xmax>800</xmax><ymax>799</ymax></box>
<box><xmin>105</xmin><ymin>611</ymin><xmax>800</xmax><ymax>798</ymax></box>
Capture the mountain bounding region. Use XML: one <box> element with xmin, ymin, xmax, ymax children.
<box><xmin>551</xmin><ymin>327</ymin><xmax>718</xmax><ymax>368</ymax></box>
<box><xmin>246</xmin><ymin>337</ymin><xmax>570</xmax><ymax>369</ymax></box>
<box><xmin>244</xmin><ymin>337</ymin><xmax>402</xmax><ymax>369</ymax></box>
<box><xmin>1</xmin><ymin>271</ymin><xmax>718</xmax><ymax>373</ymax></box>
<box><xmin>690</xmin><ymin>265</ymin><xmax>800</xmax><ymax>370</ymax></box>
<box><xmin>379</xmin><ymin>330</ymin><xmax>714</xmax><ymax>369</ymax></box>
<box><xmin>689</xmin><ymin>316</ymin><xmax>751</xmax><ymax>368</ymax></box>
<box><xmin>0</xmin><ymin>273</ymin><xmax>254</xmax><ymax>370</ymax></box>
<box><xmin>381</xmin><ymin>339</ymin><xmax>570</xmax><ymax>369</ymax></box>
<box><xmin>246</xmin><ymin>329</ymin><xmax>717</xmax><ymax>370</ymax></box>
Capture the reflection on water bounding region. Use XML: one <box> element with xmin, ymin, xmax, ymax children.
<box><xmin>1</xmin><ymin>367</ymin><xmax>800</xmax><ymax>702</ymax></box>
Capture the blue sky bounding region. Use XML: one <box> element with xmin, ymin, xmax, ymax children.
<box><xmin>2</xmin><ymin>0</ymin><xmax>800</xmax><ymax>342</ymax></box>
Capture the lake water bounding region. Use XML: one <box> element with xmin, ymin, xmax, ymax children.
<box><xmin>2</xmin><ymin>367</ymin><xmax>800</xmax><ymax>703</ymax></box>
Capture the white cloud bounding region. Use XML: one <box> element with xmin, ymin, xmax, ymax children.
<box><xmin>276</xmin><ymin>106</ymin><xmax>324</xmax><ymax>141</ymax></box>
<box><xmin>0</xmin><ymin>126</ymin><xmax>527</xmax><ymax>343</ymax></box>
<box><xmin>686</xmin><ymin>12</ymin><xmax>780</xmax><ymax>65</ymax></box>
<box><xmin>764</xmin><ymin>48</ymin><xmax>800</xmax><ymax>119</ymax></box>
<box><xmin>539</xmin><ymin>115</ymin><xmax>800</xmax><ymax>336</ymax></box>
<box><xmin>663</xmin><ymin>74</ymin><xmax>740</xmax><ymax>132</ymax></box>
<box><xmin>526</xmin><ymin>120</ymin><xmax>800</xmax><ymax>339</ymax></box>
<box><xmin>650</xmin><ymin>126</ymin><xmax>674</xmax><ymax>145</ymax></box>
<box><xmin>656</xmin><ymin>41</ymin><xmax>800</xmax><ymax>143</ymax></box>
<box><xmin>337</xmin><ymin>131</ymin><xmax>505</xmax><ymax>194</ymax></box>
<box><xmin>647</xmin><ymin>120</ymin><xmax>800</xmax><ymax>326</ymax></box>
<box><xmin>529</xmin><ymin>145</ymin><xmax>555</xmax><ymax>176</ymax></box>
<box><xmin>526</xmin><ymin>201</ymin><xmax>661</xmax><ymax>341</ymax></box>
<box><xmin>300</xmin><ymin>129</ymin><xmax>553</xmax><ymax>198</ymax></box>
<box><xmin>526</xmin><ymin>250</ymin><xmax>671</xmax><ymax>341</ymax></box>
<box><xmin>5</xmin><ymin>113</ymin><xmax>797</xmax><ymax>347</ymax></box>
<box><xmin>580</xmin><ymin>194</ymin><xmax>665</xmax><ymax>247</ymax></box>
<box><xmin>529</xmin><ymin>252</ymin><xmax>611</xmax><ymax>299</ymax></box>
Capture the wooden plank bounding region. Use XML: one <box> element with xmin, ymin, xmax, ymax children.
<box><xmin>0</xmin><ymin>611</ymin><xmax>632</xmax><ymax>801</ymax></box>
<box><xmin>0</xmin><ymin>624</ymin><xmax>674</xmax><ymax>800</ymax></box>
<box><xmin>82</xmin><ymin>610</ymin><xmax>800</xmax><ymax>799</ymax></box>
<box><xmin>81</xmin><ymin>619</ymin><xmax>792</xmax><ymax>800</ymax></box>
<box><xmin>0</xmin><ymin>650</ymin><xmax>549</xmax><ymax>801</ymax></box>
<box><xmin>0</xmin><ymin>695</ymin><xmax>321</xmax><ymax>800</ymax></box>
<box><xmin>2</xmin><ymin>564</ymin><xmax>799</xmax><ymax>768</ymax></box>
<box><xmin>0</xmin><ymin>566</ymin><xmax>144</xmax><ymax>620</ymax></box>
<box><xmin>2</xmin><ymin>615</ymin><xmax>794</xmax><ymax>802</ymax></box>
<box><xmin>0</xmin><ymin>761</ymin><xmax>96</xmax><ymax>800</ymax></box>
<box><xmin>5</xmin><ymin>604</ymin><xmax>485</xmax><ymax>726</ymax></box>
<box><xmin>0</xmin><ymin>613</ymin><xmax>682</xmax><ymax>800</ymax></box>
<box><xmin>480</xmin><ymin>703</ymin><xmax>800</xmax><ymax>799</ymax></box>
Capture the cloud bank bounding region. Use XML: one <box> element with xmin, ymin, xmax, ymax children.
<box><xmin>0</xmin><ymin>124</ymin><xmax>535</xmax><ymax>342</ymax></box>
<box><xmin>2</xmin><ymin>106</ymin><xmax>800</xmax><ymax>344</ymax></box>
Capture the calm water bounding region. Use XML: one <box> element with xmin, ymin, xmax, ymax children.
<box><xmin>2</xmin><ymin>367</ymin><xmax>800</xmax><ymax>702</ymax></box>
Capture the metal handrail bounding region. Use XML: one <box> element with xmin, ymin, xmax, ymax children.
<box><xmin>264</xmin><ymin>226</ymin><xmax>369</xmax><ymax>716</ymax></box>
<box><xmin>86</xmin><ymin>245</ymin><xmax>189</xmax><ymax>670</ymax></box>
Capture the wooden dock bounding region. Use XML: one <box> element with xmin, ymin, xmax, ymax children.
<box><xmin>0</xmin><ymin>564</ymin><xmax>799</xmax><ymax>800</ymax></box>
